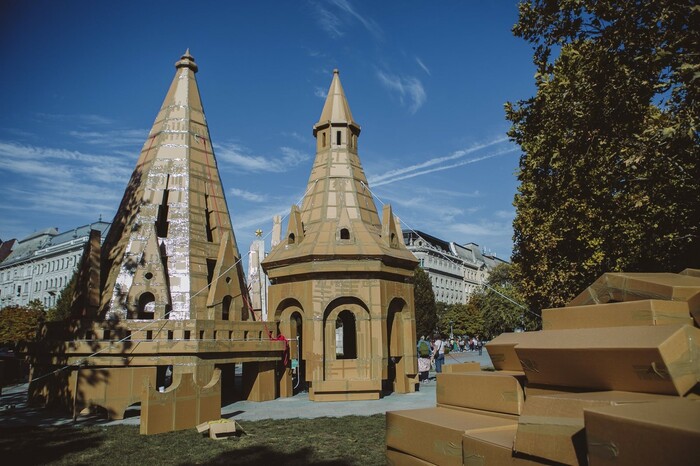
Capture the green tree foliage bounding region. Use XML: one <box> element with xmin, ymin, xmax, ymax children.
<box><xmin>0</xmin><ymin>305</ymin><xmax>45</xmax><ymax>348</ymax></box>
<box><xmin>47</xmin><ymin>272</ymin><xmax>77</xmax><ymax>322</ymax></box>
<box><xmin>413</xmin><ymin>267</ymin><xmax>438</xmax><ymax>338</ymax></box>
<box><xmin>507</xmin><ymin>1</ymin><xmax>700</xmax><ymax>311</ymax></box>
<box><xmin>472</xmin><ymin>263</ymin><xmax>538</xmax><ymax>339</ymax></box>
<box><xmin>436</xmin><ymin>302</ymin><xmax>484</xmax><ymax>338</ymax></box>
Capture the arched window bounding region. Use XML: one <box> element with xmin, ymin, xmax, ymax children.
<box><xmin>222</xmin><ymin>295</ymin><xmax>231</xmax><ymax>321</ymax></box>
<box><xmin>335</xmin><ymin>310</ymin><xmax>357</xmax><ymax>359</ymax></box>
<box><xmin>340</xmin><ymin>228</ymin><xmax>350</xmax><ymax>240</ymax></box>
<box><xmin>137</xmin><ymin>292</ymin><xmax>156</xmax><ymax>319</ymax></box>
<box><xmin>288</xmin><ymin>233</ymin><xmax>295</xmax><ymax>245</ymax></box>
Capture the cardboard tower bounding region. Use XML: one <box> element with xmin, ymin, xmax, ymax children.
<box><xmin>261</xmin><ymin>70</ymin><xmax>419</xmax><ymax>401</ymax></box>
<box><xmin>26</xmin><ymin>51</ymin><xmax>285</xmax><ymax>434</ymax></box>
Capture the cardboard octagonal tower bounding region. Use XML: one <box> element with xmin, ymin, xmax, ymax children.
<box><xmin>262</xmin><ymin>69</ymin><xmax>419</xmax><ymax>401</ymax></box>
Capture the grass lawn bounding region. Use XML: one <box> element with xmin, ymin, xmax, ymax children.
<box><xmin>1</xmin><ymin>415</ymin><xmax>386</xmax><ymax>465</ymax></box>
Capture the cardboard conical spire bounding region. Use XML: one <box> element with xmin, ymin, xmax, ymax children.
<box><xmin>264</xmin><ymin>69</ymin><xmax>416</xmax><ymax>265</ymax></box>
<box><xmin>100</xmin><ymin>50</ymin><xmax>247</xmax><ymax>321</ymax></box>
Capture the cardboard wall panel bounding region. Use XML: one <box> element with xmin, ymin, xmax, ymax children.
<box><xmin>542</xmin><ymin>300</ymin><xmax>692</xmax><ymax>330</ymax></box>
<box><xmin>436</xmin><ymin>372</ymin><xmax>526</xmax><ymax>415</ymax></box>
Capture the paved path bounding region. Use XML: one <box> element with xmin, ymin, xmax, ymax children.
<box><xmin>0</xmin><ymin>350</ymin><xmax>493</xmax><ymax>428</ymax></box>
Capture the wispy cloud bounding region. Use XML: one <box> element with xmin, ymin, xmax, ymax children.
<box><xmin>215</xmin><ymin>142</ymin><xmax>310</xmax><ymax>173</ymax></box>
<box><xmin>36</xmin><ymin>113</ymin><xmax>114</xmax><ymax>125</ymax></box>
<box><xmin>68</xmin><ymin>128</ymin><xmax>148</xmax><ymax>147</ymax></box>
<box><xmin>313</xmin><ymin>0</ymin><xmax>383</xmax><ymax>40</ymax></box>
<box><xmin>314</xmin><ymin>86</ymin><xmax>328</xmax><ymax>99</ymax></box>
<box><xmin>230</xmin><ymin>188</ymin><xmax>268</xmax><ymax>203</ymax></box>
<box><xmin>376</xmin><ymin>71</ymin><xmax>426</xmax><ymax>114</ymax></box>
<box><xmin>415</xmin><ymin>57</ymin><xmax>431</xmax><ymax>76</ymax></box>
<box><xmin>315</xmin><ymin>3</ymin><xmax>344</xmax><ymax>38</ymax></box>
<box><xmin>369</xmin><ymin>137</ymin><xmax>510</xmax><ymax>186</ymax></box>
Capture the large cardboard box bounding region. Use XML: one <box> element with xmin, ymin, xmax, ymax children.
<box><xmin>463</xmin><ymin>425</ymin><xmax>544</xmax><ymax>466</ymax></box>
<box><xmin>514</xmin><ymin>324</ymin><xmax>700</xmax><ymax>395</ymax></box>
<box><xmin>443</xmin><ymin>362</ymin><xmax>482</xmax><ymax>373</ymax></box>
<box><xmin>584</xmin><ymin>399</ymin><xmax>700</xmax><ymax>466</ymax></box>
<box><xmin>386</xmin><ymin>407</ymin><xmax>516</xmax><ymax>466</ymax></box>
<box><xmin>485</xmin><ymin>332</ymin><xmax>540</xmax><ymax>371</ymax></box>
<box><xmin>514</xmin><ymin>391</ymin><xmax>672</xmax><ymax>465</ymax></box>
<box><xmin>386</xmin><ymin>448</ymin><xmax>436</xmax><ymax>465</ymax></box>
<box><xmin>568</xmin><ymin>272</ymin><xmax>700</xmax><ymax>311</ymax></box>
<box><xmin>437</xmin><ymin>371</ymin><xmax>526</xmax><ymax>415</ymax></box>
<box><xmin>542</xmin><ymin>300</ymin><xmax>693</xmax><ymax>330</ymax></box>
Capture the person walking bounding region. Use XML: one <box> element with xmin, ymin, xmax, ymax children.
<box><xmin>432</xmin><ymin>334</ymin><xmax>445</xmax><ymax>374</ymax></box>
<box><xmin>416</xmin><ymin>336</ymin><xmax>431</xmax><ymax>383</ymax></box>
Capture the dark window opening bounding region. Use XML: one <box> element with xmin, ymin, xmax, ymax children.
<box><xmin>336</xmin><ymin>310</ymin><xmax>357</xmax><ymax>359</ymax></box>
<box><xmin>103</xmin><ymin>330</ymin><xmax>111</xmax><ymax>340</ymax></box>
<box><xmin>222</xmin><ymin>295</ymin><xmax>232</xmax><ymax>320</ymax></box>
<box><xmin>167</xmin><ymin>330</ymin><xmax>173</xmax><ymax>340</ymax></box>
<box><xmin>156</xmin><ymin>188</ymin><xmax>170</xmax><ymax>237</ymax></box>
<box><xmin>206</xmin><ymin>259</ymin><xmax>217</xmax><ymax>288</ymax></box>
<box><xmin>146</xmin><ymin>330</ymin><xmax>153</xmax><ymax>340</ymax></box>
<box><xmin>199</xmin><ymin>330</ymin><xmax>205</xmax><ymax>340</ymax></box>
<box><xmin>288</xmin><ymin>233</ymin><xmax>295</xmax><ymax>245</ymax></box>
<box><xmin>184</xmin><ymin>330</ymin><xmax>191</xmax><ymax>340</ymax></box>
<box><xmin>137</xmin><ymin>292</ymin><xmax>156</xmax><ymax>319</ymax></box>
<box><xmin>204</xmin><ymin>193</ymin><xmax>214</xmax><ymax>243</ymax></box>
<box><xmin>336</xmin><ymin>131</ymin><xmax>341</xmax><ymax>145</ymax></box>
<box><xmin>322</xmin><ymin>132</ymin><xmax>327</xmax><ymax>147</ymax></box>
<box><xmin>340</xmin><ymin>228</ymin><xmax>350</xmax><ymax>240</ymax></box>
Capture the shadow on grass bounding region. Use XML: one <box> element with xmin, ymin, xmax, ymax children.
<box><xmin>0</xmin><ymin>426</ymin><xmax>105</xmax><ymax>465</ymax></box>
<box><xmin>187</xmin><ymin>445</ymin><xmax>353</xmax><ymax>466</ymax></box>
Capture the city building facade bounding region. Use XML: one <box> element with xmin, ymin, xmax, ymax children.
<box><xmin>0</xmin><ymin>221</ymin><xmax>110</xmax><ymax>309</ymax></box>
<box><xmin>403</xmin><ymin>230</ymin><xmax>508</xmax><ymax>305</ymax></box>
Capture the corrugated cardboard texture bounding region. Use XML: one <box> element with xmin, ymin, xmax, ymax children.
<box><xmin>443</xmin><ymin>362</ymin><xmax>482</xmax><ymax>373</ymax></box>
<box><xmin>514</xmin><ymin>324</ymin><xmax>700</xmax><ymax>395</ymax></box>
<box><xmin>386</xmin><ymin>448</ymin><xmax>437</xmax><ymax>466</ymax></box>
<box><xmin>436</xmin><ymin>372</ymin><xmax>526</xmax><ymax>415</ymax></box>
<box><xmin>486</xmin><ymin>332</ymin><xmax>540</xmax><ymax>371</ymax></box>
<box><xmin>542</xmin><ymin>300</ymin><xmax>693</xmax><ymax>330</ymax></box>
<box><xmin>584</xmin><ymin>399</ymin><xmax>700</xmax><ymax>466</ymax></box>
<box><xmin>567</xmin><ymin>272</ymin><xmax>700</xmax><ymax>312</ymax></box>
<box><xmin>514</xmin><ymin>391</ymin><xmax>673</xmax><ymax>465</ymax></box>
<box><xmin>140</xmin><ymin>369</ymin><xmax>221</xmax><ymax>435</ymax></box>
<box><xmin>463</xmin><ymin>425</ymin><xmax>543</xmax><ymax>466</ymax></box>
<box><xmin>386</xmin><ymin>407</ymin><xmax>516</xmax><ymax>466</ymax></box>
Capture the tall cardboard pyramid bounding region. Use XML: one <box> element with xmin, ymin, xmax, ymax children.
<box><xmin>99</xmin><ymin>50</ymin><xmax>248</xmax><ymax>322</ymax></box>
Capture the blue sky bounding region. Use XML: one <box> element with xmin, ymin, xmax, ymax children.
<box><xmin>0</xmin><ymin>0</ymin><xmax>535</xmax><ymax>260</ymax></box>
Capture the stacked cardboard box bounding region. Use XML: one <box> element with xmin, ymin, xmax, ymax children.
<box><xmin>386</xmin><ymin>270</ymin><xmax>700</xmax><ymax>465</ymax></box>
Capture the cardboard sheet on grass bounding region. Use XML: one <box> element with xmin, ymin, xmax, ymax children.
<box><xmin>514</xmin><ymin>324</ymin><xmax>700</xmax><ymax>395</ymax></box>
<box><xmin>584</xmin><ymin>399</ymin><xmax>700</xmax><ymax>466</ymax></box>
<box><xmin>542</xmin><ymin>300</ymin><xmax>693</xmax><ymax>330</ymax></box>
<box><xmin>386</xmin><ymin>407</ymin><xmax>516</xmax><ymax>466</ymax></box>
<box><xmin>436</xmin><ymin>371</ymin><xmax>526</xmax><ymax>415</ymax></box>
<box><xmin>513</xmin><ymin>391</ymin><xmax>673</xmax><ymax>465</ymax></box>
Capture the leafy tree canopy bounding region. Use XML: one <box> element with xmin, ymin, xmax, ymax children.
<box><xmin>413</xmin><ymin>267</ymin><xmax>438</xmax><ymax>338</ymax></box>
<box><xmin>0</xmin><ymin>304</ymin><xmax>45</xmax><ymax>348</ymax></box>
<box><xmin>47</xmin><ymin>272</ymin><xmax>77</xmax><ymax>322</ymax></box>
<box><xmin>508</xmin><ymin>0</ymin><xmax>700</xmax><ymax>311</ymax></box>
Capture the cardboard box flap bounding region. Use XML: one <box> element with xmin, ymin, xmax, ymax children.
<box><xmin>386</xmin><ymin>407</ymin><xmax>516</xmax><ymax>466</ymax></box>
<box><xmin>485</xmin><ymin>331</ymin><xmax>541</xmax><ymax>371</ymax></box>
<box><xmin>437</xmin><ymin>372</ymin><xmax>526</xmax><ymax>415</ymax></box>
<box><xmin>514</xmin><ymin>324</ymin><xmax>700</xmax><ymax>395</ymax></box>
<box><xmin>514</xmin><ymin>391</ymin><xmax>672</xmax><ymax>465</ymax></box>
<box><xmin>542</xmin><ymin>300</ymin><xmax>693</xmax><ymax>330</ymax></box>
<box><xmin>568</xmin><ymin>272</ymin><xmax>700</xmax><ymax>309</ymax></box>
<box><xmin>584</xmin><ymin>399</ymin><xmax>700</xmax><ymax>465</ymax></box>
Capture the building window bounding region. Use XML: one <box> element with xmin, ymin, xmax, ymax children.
<box><xmin>340</xmin><ymin>228</ymin><xmax>350</xmax><ymax>240</ymax></box>
<box><xmin>336</xmin><ymin>131</ymin><xmax>341</xmax><ymax>145</ymax></box>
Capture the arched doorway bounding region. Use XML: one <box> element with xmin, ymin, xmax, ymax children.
<box><xmin>275</xmin><ymin>300</ymin><xmax>305</xmax><ymax>397</ymax></box>
<box><xmin>322</xmin><ymin>298</ymin><xmax>371</xmax><ymax>381</ymax></box>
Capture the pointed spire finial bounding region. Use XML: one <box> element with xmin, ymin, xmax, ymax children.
<box><xmin>175</xmin><ymin>49</ymin><xmax>198</xmax><ymax>73</ymax></box>
<box><xmin>333</xmin><ymin>68</ymin><xmax>339</xmax><ymax>75</ymax></box>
